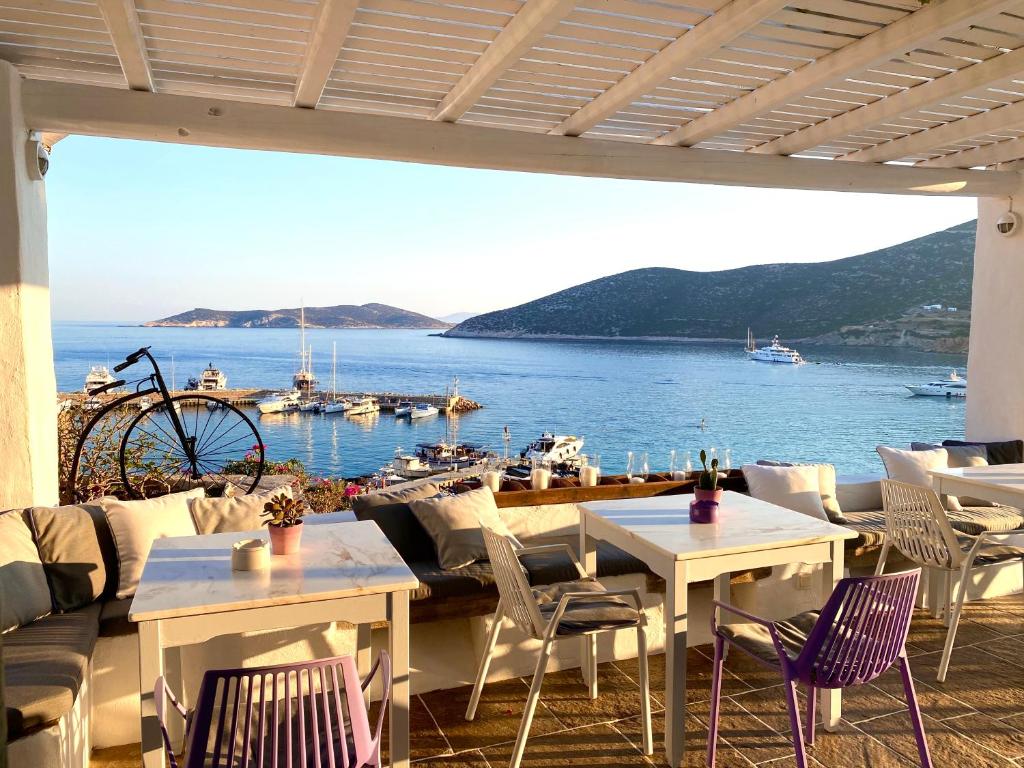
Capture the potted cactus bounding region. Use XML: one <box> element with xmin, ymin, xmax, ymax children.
<box><xmin>694</xmin><ymin>449</ymin><xmax>723</xmax><ymax>504</ymax></box>
<box><xmin>261</xmin><ymin>493</ymin><xmax>306</xmax><ymax>555</ymax></box>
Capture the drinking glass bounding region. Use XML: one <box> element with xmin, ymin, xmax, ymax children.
<box><xmin>710</xmin><ymin>447</ymin><xmax>718</xmax><ymax>465</ymax></box>
<box><xmin>626</xmin><ymin>451</ymin><xmax>634</xmax><ymax>481</ymax></box>
<box><xmin>684</xmin><ymin>450</ymin><xmax>693</xmax><ymax>476</ymax></box>
<box><xmin>668</xmin><ymin>449</ymin><xmax>677</xmax><ymax>475</ymax></box>
<box><xmin>593</xmin><ymin>454</ymin><xmax>602</xmax><ymax>483</ymax></box>
<box><xmin>640</xmin><ymin>452</ymin><xmax>649</xmax><ymax>481</ymax></box>
<box><xmin>723</xmin><ymin>448</ymin><xmax>733</xmax><ymax>472</ymax></box>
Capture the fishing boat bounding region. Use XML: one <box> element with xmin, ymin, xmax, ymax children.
<box><xmin>257</xmin><ymin>390</ymin><xmax>301</xmax><ymax>415</ymax></box>
<box><xmin>748</xmin><ymin>335</ymin><xmax>805</xmax><ymax>364</ymax></box>
<box><xmin>292</xmin><ymin>305</ymin><xmax>318</xmax><ymax>395</ymax></box>
<box><xmin>84</xmin><ymin>365</ymin><xmax>115</xmax><ymax>393</ymax></box>
<box><xmin>523</xmin><ymin>433</ymin><xmax>584</xmax><ymax>464</ymax></box>
<box><xmin>198</xmin><ymin>363</ymin><xmax>227</xmax><ymax>390</ymax></box>
<box><xmin>344</xmin><ymin>396</ymin><xmax>380</xmax><ymax>416</ymax></box>
<box><xmin>394</xmin><ymin>401</ymin><xmax>414</xmax><ymax>417</ymax></box>
<box><xmin>906</xmin><ymin>370</ymin><xmax>968</xmax><ymax>398</ymax></box>
<box><xmin>409</xmin><ymin>402</ymin><xmax>439</xmax><ymax>419</ymax></box>
<box><xmin>321</xmin><ymin>342</ymin><xmax>348</xmax><ymax>414</ymax></box>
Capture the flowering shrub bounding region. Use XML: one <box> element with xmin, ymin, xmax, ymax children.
<box><xmin>303</xmin><ymin>477</ymin><xmax>363</xmax><ymax>513</ymax></box>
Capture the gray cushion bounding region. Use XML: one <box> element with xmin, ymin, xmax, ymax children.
<box><xmin>98</xmin><ymin>598</ymin><xmax>134</xmax><ymax>638</ymax></box>
<box><xmin>721</xmin><ymin>610</ymin><xmax>820</xmax><ymax>665</ymax></box>
<box><xmin>352</xmin><ymin>483</ymin><xmax>441</xmax><ymax>563</ymax></box>
<box><xmin>408</xmin><ymin>487</ymin><xmax>515</xmax><ymax>570</ymax></box>
<box><xmin>0</xmin><ymin>509</ymin><xmax>53</xmax><ymax>632</ymax></box>
<box><xmin>29</xmin><ymin>503</ymin><xmax>109</xmax><ymax>612</ymax></box>
<box><xmin>4</xmin><ymin>603</ymin><xmax>101</xmax><ymax>739</ymax></box>
<box><xmin>942</xmin><ymin>439</ymin><xmax>1024</xmax><ymax>465</ymax></box>
<box><xmin>534</xmin><ymin>577</ymin><xmax>639</xmax><ymax>635</ymax></box>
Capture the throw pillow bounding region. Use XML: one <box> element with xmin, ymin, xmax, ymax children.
<box><xmin>409</xmin><ymin>486</ymin><xmax>517</xmax><ymax>570</ymax></box>
<box><xmin>741</xmin><ymin>464</ymin><xmax>829</xmax><ymax>521</ymax></box>
<box><xmin>0</xmin><ymin>509</ymin><xmax>53</xmax><ymax>632</ymax></box>
<box><xmin>190</xmin><ymin>485</ymin><xmax>293</xmax><ymax>535</ymax></box>
<box><xmin>912</xmin><ymin>443</ymin><xmax>995</xmax><ymax>507</ymax></box>
<box><xmin>352</xmin><ymin>483</ymin><xmax>441</xmax><ymax>563</ymax></box>
<box><xmin>756</xmin><ymin>460</ymin><xmax>846</xmax><ymax>523</ymax></box>
<box><xmin>942</xmin><ymin>439</ymin><xmax>1024</xmax><ymax>465</ymax></box>
<box><xmin>103</xmin><ymin>488</ymin><xmax>205</xmax><ymax>599</ymax></box>
<box><xmin>29</xmin><ymin>501</ymin><xmax>110</xmax><ymax>612</ymax></box>
<box><xmin>876</xmin><ymin>446</ymin><xmax>958</xmax><ymax>511</ymax></box>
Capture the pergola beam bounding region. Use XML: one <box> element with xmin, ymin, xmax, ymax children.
<box><xmin>293</xmin><ymin>0</ymin><xmax>360</xmax><ymax>108</ymax></box>
<box><xmin>755</xmin><ymin>45</ymin><xmax>1024</xmax><ymax>157</ymax></box>
<box><xmin>20</xmin><ymin>79</ymin><xmax>1019</xmax><ymax>197</ymax></box>
<box><xmin>552</xmin><ymin>0</ymin><xmax>788</xmax><ymax>137</ymax></box>
<box><xmin>845</xmin><ymin>98</ymin><xmax>1024</xmax><ymax>164</ymax></box>
<box><xmin>96</xmin><ymin>0</ymin><xmax>153</xmax><ymax>91</ymax></box>
<box><xmin>432</xmin><ymin>0</ymin><xmax>576</xmax><ymax>122</ymax></box>
<box><xmin>653</xmin><ymin>0</ymin><xmax>1019</xmax><ymax>148</ymax></box>
<box><xmin>917</xmin><ymin>136</ymin><xmax>1024</xmax><ymax>169</ymax></box>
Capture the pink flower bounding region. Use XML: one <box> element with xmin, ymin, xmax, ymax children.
<box><xmin>344</xmin><ymin>484</ymin><xmax>360</xmax><ymax>497</ymax></box>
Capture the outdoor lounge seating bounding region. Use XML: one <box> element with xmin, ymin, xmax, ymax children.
<box><xmin>708</xmin><ymin>569</ymin><xmax>932</xmax><ymax>768</ymax></box>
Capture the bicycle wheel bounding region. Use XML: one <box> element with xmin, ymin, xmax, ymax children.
<box><xmin>66</xmin><ymin>395</ymin><xmax>149</xmax><ymax>502</ymax></box>
<box><xmin>118</xmin><ymin>395</ymin><xmax>265</xmax><ymax>498</ymax></box>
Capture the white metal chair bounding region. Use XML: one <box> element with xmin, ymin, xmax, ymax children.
<box><xmin>876</xmin><ymin>479</ymin><xmax>1024</xmax><ymax>682</ymax></box>
<box><xmin>466</xmin><ymin>526</ymin><xmax>653</xmax><ymax>768</ymax></box>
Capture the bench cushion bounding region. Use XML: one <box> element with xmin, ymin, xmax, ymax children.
<box><xmin>29</xmin><ymin>501</ymin><xmax>110</xmax><ymax>611</ymax></box>
<box><xmin>98</xmin><ymin>597</ymin><xmax>134</xmax><ymax>638</ymax></box>
<box><xmin>4</xmin><ymin>603</ymin><xmax>101</xmax><ymax>740</ymax></box>
<box><xmin>352</xmin><ymin>483</ymin><xmax>441</xmax><ymax>563</ymax></box>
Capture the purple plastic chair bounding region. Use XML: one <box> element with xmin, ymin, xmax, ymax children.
<box><xmin>155</xmin><ymin>651</ymin><xmax>391</xmax><ymax>768</ymax></box>
<box><xmin>707</xmin><ymin>569</ymin><xmax>931</xmax><ymax>768</ymax></box>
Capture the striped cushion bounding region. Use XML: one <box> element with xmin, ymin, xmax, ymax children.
<box><xmin>843</xmin><ymin>506</ymin><xmax>1024</xmax><ymax>559</ymax></box>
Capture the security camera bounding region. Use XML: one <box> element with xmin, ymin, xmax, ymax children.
<box><xmin>26</xmin><ymin>133</ymin><xmax>49</xmax><ymax>180</ymax></box>
<box><xmin>996</xmin><ymin>210</ymin><xmax>1021</xmax><ymax>237</ymax></box>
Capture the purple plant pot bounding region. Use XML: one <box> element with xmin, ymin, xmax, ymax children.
<box><xmin>694</xmin><ymin>487</ymin><xmax>724</xmax><ymax>504</ymax></box>
<box><xmin>268</xmin><ymin>521</ymin><xmax>303</xmax><ymax>555</ymax></box>
<box><xmin>689</xmin><ymin>499</ymin><xmax>720</xmax><ymax>524</ymax></box>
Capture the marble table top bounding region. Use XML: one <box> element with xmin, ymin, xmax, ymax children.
<box><xmin>130</xmin><ymin>521</ymin><xmax>419</xmax><ymax>622</ymax></box>
<box><xmin>580</xmin><ymin>491</ymin><xmax>856</xmax><ymax>562</ymax></box>
<box><xmin>930</xmin><ymin>463</ymin><xmax>1024</xmax><ymax>491</ymax></box>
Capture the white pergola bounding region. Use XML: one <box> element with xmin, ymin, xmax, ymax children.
<box><xmin>2</xmin><ymin>0</ymin><xmax>1024</xmax><ymax>507</ymax></box>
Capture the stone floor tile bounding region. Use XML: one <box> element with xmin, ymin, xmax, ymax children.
<box><xmin>693</xmin><ymin>695</ymin><xmax>795</xmax><ymax>765</ymax></box>
<box><xmin>870</xmin><ymin>665</ymin><xmax>975</xmax><ymax>721</ymax></box>
<box><xmin>414</xmin><ymin>750</ymin><xmax>493</xmax><ymax>767</ymax></box>
<box><xmin>480</xmin><ymin>722</ymin><xmax>651</xmax><ymax>767</ymax></box>
<box><xmin>975</xmin><ymin>635</ymin><xmax>1024</xmax><ymax>668</ymax></box>
<box><xmin>531</xmin><ymin>663</ymin><xmax>651</xmax><ymax>729</ymax></box>
<box><xmin>799</xmin><ymin>719</ymin><xmax>917</xmax><ymax>768</ymax></box>
<box><xmin>910</xmin><ymin>646</ymin><xmax>1024</xmax><ymax>719</ymax></box>
<box><xmin>372</xmin><ymin>693</ymin><xmax>453</xmax><ymax>761</ymax></box>
<box><xmin>613</xmin><ymin>648</ymin><xmax>752</xmax><ymax>707</ymax></box>
<box><xmin>615</xmin><ymin>711</ymin><xmax>755</xmax><ymax>767</ymax></box>
<box><xmin>905</xmin><ymin>611</ymin><xmax>1003</xmax><ymax>655</ymax></box>
<box><xmin>941</xmin><ymin>712</ymin><xmax>1024</xmax><ymax>760</ymax></box>
<box><xmin>859</xmin><ymin>712</ymin><xmax>1013</xmax><ymax>767</ymax></box>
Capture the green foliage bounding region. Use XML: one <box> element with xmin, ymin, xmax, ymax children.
<box><xmin>697</xmin><ymin>449</ymin><xmax>719</xmax><ymax>491</ymax></box>
<box><xmin>261</xmin><ymin>493</ymin><xmax>306</xmax><ymax>527</ymax></box>
<box><xmin>303</xmin><ymin>478</ymin><xmax>363</xmax><ymax>513</ymax></box>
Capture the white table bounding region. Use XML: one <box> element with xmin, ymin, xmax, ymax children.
<box><xmin>931</xmin><ymin>463</ymin><xmax>1024</xmax><ymax>507</ymax></box>
<box><xmin>129</xmin><ymin>520</ymin><xmax>419</xmax><ymax>768</ymax></box>
<box><xmin>579</xmin><ymin>492</ymin><xmax>856</xmax><ymax>768</ymax></box>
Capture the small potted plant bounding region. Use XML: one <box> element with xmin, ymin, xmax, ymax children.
<box><xmin>694</xmin><ymin>450</ymin><xmax>723</xmax><ymax>503</ymax></box>
<box><xmin>261</xmin><ymin>493</ymin><xmax>306</xmax><ymax>555</ymax></box>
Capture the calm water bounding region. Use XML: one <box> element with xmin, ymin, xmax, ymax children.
<box><xmin>53</xmin><ymin>323</ymin><xmax>968</xmax><ymax>478</ymax></box>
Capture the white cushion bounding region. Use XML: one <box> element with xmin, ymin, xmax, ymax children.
<box><xmin>0</xmin><ymin>510</ymin><xmax>52</xmax><ymax>632</ymax></box>
<box><xmin>190</xmin><ymin>485</ymin><xmax>293</xmax><ymax>535</ymax></box>
<box><xmin>741</xmin><ymin>464</ymin><xmax>829</xmax><ymax>521</ymax></box>
<box><xmin>876</xmin><ymin>446</ymin><xmax>958</xmax><ymax>511</ymax></box>
<box><xmin>103</xmin><ymin>488</ymin><xmax>205</xmax><ymax>599</ymax></box>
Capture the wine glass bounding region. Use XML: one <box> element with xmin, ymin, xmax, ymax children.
<box><xmin>724</xmin><ymin>448</ymin><xmax>733</xmax><ymax>473</ymax></box>
<box><xmin>592</xmin><ymin>454</ymin><xmax>602</xmax><ymax>483</ymax></box>
<box><xmin>626</xmin><ymin>451</ymin><xmax>634</xmax><ymax>481</ymax></box>
<box><xmin>684</xmin><ymin>450</ymin><xmax>693</xmax><ymax>477</ymax></box>
<box><xmin>710</xmin><ymin>447</ymin><xmax>718</xmax><ymax>466</ymax></box>
<box><xmin>668</xmin><ymin>449</ymin><xmax>677</xmax><ymax>476</ymax></box>
<box><xmin>640</xmin><ymin>451</ymin><xmax>649</xmax><ymax>481</ymax></box>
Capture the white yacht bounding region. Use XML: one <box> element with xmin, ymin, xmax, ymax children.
<box><xmin>906</xmin><ymin>370</ymin><xmax>968</xmax><ymax>398</ymax></box>
<box><xmin>299</xmin><ymin>400</ymin><xmax>321</xmax><ymax>413</ymax></box>
<box><xmin>523</xmin><ymin>433</ymin><xmax>584</xmax><ymax>464</ymax></box>
<box><xmin>748</xmin><ymin>335</ymin><xmax>805</xmax><ymax>364</ymax></box>
<box><xmin>394</xmin><ymin>401</ymin><xmax>414</xmax><ymax>417</ymax></box>
<box><xmin>198</xmin><ymin>363</ymin><xmax>227</xmax><ymax>390</ymax></box>
<box><xmin>390</xmin><ymin>442</ymin><xmax>487</xmax><ymax>477</ymax></box>
<box><xmin>84</xmin><ymin>365</ymin><xmax>116</xmax><ymax>393</ymax></box>
<box><xmin>409</xmin><ymin>402</ymin><xmax>439</xmax><ymax>419</ymax></box>
<box><xmin>345</xmin><ymin>396</ymin><xmax>380</xmax><ymax>416</ymax></box>
<box><xmin>322</xmin><ymin>399</ymin><xmax>348</xmax><ymax>414</ymax></box>
<box><xmin>257</xmin><ymin>390</ymin><xmax>301</xmax><ymax>415</ymax></box>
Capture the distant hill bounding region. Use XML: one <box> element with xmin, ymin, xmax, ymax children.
<box><xmin>145</xmin><ymin>303</ymin><xmax>450</xmax><ymax>329</ymax></box>
<box><xmin>445</xmin><ymin>221</ymin><xmax>976</xmax><ymax>351</ymax></box>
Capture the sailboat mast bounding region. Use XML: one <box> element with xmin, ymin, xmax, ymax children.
<box><xmin>300</xmin><ymin>304</ymin><xmax>307</xmax><ymax>373</ymax></box>
<box><xmin>331</xmin><ymin>342</ymin><xmax>337</xmax><ymax>398</ymax></box>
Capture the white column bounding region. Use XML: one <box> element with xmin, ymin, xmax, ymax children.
<box><xmin>0</xmin><ymin>61</ymin><xmax>58</xmax><ymax>508</ymax></box>
<box><xmin>967</xmin><ymin>173</ymin><xmax>1024</xmax><ymax>441</ymax></box>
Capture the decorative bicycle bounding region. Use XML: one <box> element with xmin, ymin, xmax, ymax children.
<box><xmin>68</xmin><ymin>347</ymin><xmax>264</xmax><ymax>500</ymax></box>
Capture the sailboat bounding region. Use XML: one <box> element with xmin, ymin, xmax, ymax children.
<box><xmin>292</xmin><ymin>305</ymin><xmax>318</xmax><ymax>396</ymax></box>
<box><xmin>322</xmin><ymin>342</ymin><xmax>348</xmax><ymax>414</ymax></box>
<box><xmin>745</xmin><ymin>328</ymin><xmax>756</xmax><ymax>354</ymax></box>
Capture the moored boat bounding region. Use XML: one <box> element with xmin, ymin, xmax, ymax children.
<box><xmin>906</xmin><ymin>370</ymin><xmax>967</xmax><ymax>398</ymax></box>
<box><xmin>84</xmin><ymin>365</ymin><xmax>116</xmax><ymax>393</ymax></box>
<box><xmin>394</xmin><ymin>401</ymin><xmax>414</xmax><ymax>417</ymax></box>
<box><xmin>198</xmin><ymin>362</ymin><xmax>227</xmax><ymax>390</ymax></box>
<box><xmin>345</xmin><ymin>396</ymin><xmax>380</xmax><ymax>416</ymax></box>
<box><xmin>409</xmin><ymin>402</ymin><xmax>439</xmax><ymax>419</ymax></box>
<box><xmin>257</xmin><ymin>390</ymin><xmax>301</xmax><ymax>414</ymax></box>
<box><xmin>523</xmin><ymin>433</ymin><xmax>584</xmax><ymax>464</ymax></box>
<box><xmin>748</xmin><ymin>335</ymin><xmax>805</xmax><ymax>364</ymax></box>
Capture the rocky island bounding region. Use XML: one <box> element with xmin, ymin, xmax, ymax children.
<box><xmin>146</xmin><ymin>303</ymin><xmax>450</xmax><ymax>330</ymax></box>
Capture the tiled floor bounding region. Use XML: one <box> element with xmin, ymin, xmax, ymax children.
<box><xmin>93</xmin><ymin>594</ymin><xmax>1024</xmax><ymax>767</ymax></box>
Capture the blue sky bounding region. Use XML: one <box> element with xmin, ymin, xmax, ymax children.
<box><xmin>47</xmin><ymin>136</ymin><xmax>977</xmax><ymax>322</ymax></box>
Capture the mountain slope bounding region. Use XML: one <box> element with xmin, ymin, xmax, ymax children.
<box><xmin>445</xmin><ymin>221</ymin><xmax>976</xmax><ymax>342</ymax></box>
<box><xmin>145</xmin><ymin>303</ymin><xmax>449</xmax><ymax>329</ymax></box>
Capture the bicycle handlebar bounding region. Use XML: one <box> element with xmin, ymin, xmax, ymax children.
<box><xmin>88</xmin><ymin>379</ymin><xmax>127</xmax><ymax>396</ymax></box>
<box><xmin>114</xmin><ymin>346</ymin><xmax>151</xmax><ymax>373</ymax></box>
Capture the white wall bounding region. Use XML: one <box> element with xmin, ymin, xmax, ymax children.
<box><xmin>967</xmin><ymin>178</ymin><xmax>1024</xmax><ymax>441</ymax></box>
<box><xmin>0</xmin><ymin>61</ymin><xmax>58</xmax><ymax>508</ymax></box>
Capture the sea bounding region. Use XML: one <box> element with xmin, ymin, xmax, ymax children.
<box><xmin>53</xmin><ymin>322</ymin><xmax>969</xmax><ymax>479</ymax></box>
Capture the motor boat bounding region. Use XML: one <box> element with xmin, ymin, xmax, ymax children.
<box><xmin>322</xmin><ymin>399</ymin><xmax>348</xmax><ymax>414</ymax></box>
<box><xmin>299</xmin><ymin>400</ymin><xmax>321</xmax><ymax>413</ymax></box>
<box><xmin>390</xmin><ymin>442</ymin><xmax>487</xmax><ymax>477</ymax></box>
<box><xmin>345</xmin><ymin>396</ymin><xmax>380</xmax><ymax>416</ymax></box>
<box><xmin>748</xmin><ymin>335</ymin><xmax>805</xmax><ymax>364</ymax></box>
<box><xmin>409</xmin><ymin>402</ymin><xmax>439</xmax><ymax>419</ymax></box>
<box><xmin>257</xmin><ymin>390</ymin><xmax>301</xmax><ymax>414</ymax></box>
<box><xmin>394</xmin><ymin>401</ymin><xmax>414</xmax><ymax>417</ymax></box>
<box><xmin>523</xmin><ymin>433</ymin><xmax>584</xmax><ymax>464</ymax></box>
<box><xmin>906</xmin><ymin>370</ymin><xmax>967</xmax><ymax>398</ymax></box>
<box><xmin>84</xmin><ymin>365</ymin><xmax>116</xmax><ymax>393</ymax></box>
<box><xmin>198</xmin><ymin>363</ymin><xmax>227</xmax><ymax>390</ymax></box>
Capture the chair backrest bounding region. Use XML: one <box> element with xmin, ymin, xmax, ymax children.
<box><xmin>481</xmin><ymin>525</ymin><xmax>547</xmax><ymax>639</ymax></box>
<box><xmin>794</xmin><ymin>569</ymin><xmax>920</xmax><ymax>688</ymax></box>
<box><xmin>180</xmin><ymin>651</ymin><xmax>391</xmax><ymax>768</ymax></box>
<box><xmin>881</xmin><ymin>479</ymin><xmax>964</xmax><ymax>570</ymax></box>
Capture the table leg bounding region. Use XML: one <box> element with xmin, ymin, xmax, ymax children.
<box><xmin>139</xmin><ymin>620</ymin><xmax>165</xmax><ymax>768</ymax></box>
<box><xmin>357</xmin><ymin>622</ymin><xmax>373</xmax><ymax>704</ymax></box>
<box><xmin>664</xmin><ymin>562</ymin><xmax>688</xmax><ymax>768</ymax></box>
<box><xmin>579</xmin><ymin>511</ymin><xmax>597</xmax><ymax>693</ymax></box>
<box><xmin>164</xmin><ymin>646</ymin><xmax>185</xmax><ymax>748</ymax></box>
<box><xmin>821</xmin><ymin>541</ymin><xmax>844</xmax><ymax>730</ymax></box>
<box><xmin>388</xmin><ymin>591</ymin><xmax>410</xmax><ymax>768</ymax></box>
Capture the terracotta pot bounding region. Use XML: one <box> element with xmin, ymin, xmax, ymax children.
<box><xmin>268</xmin><ymin>521</ymin><xmax>303</xmax><ymax>555</ymax></box>
<box><xmin>694</xmin><ymin>487</ymin><xmax>723</xmax><ymax>504</ymax></box>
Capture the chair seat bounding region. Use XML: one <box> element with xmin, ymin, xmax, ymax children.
<box><xmin>720</xmin><ymin>610</ymin><xmax>820</xmax><ymax>666</ymax></box>
<box><xmin>956</xmin><ymin>534</ymin><xmax>1024</xmax><ymax>565</ymax></box>
<box><xmin>533</xmin><ymin>578</ymin><xmax>640</xmax><ymax>636</ymax></box>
